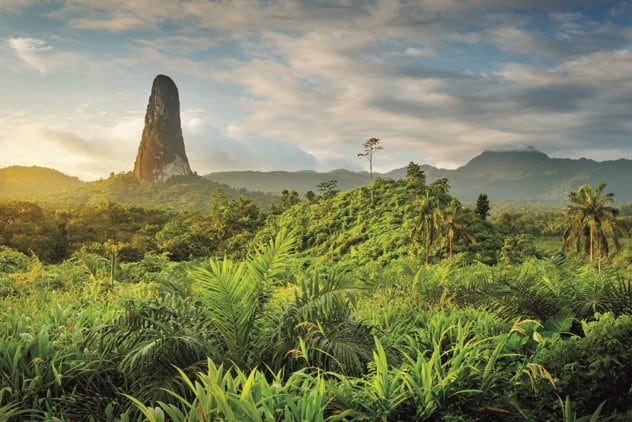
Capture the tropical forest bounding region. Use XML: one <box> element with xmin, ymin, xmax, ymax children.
<box><xmin>1</xmin><ymin>158</ymin><xmax>632</xmax><ymax>421</ymax></box>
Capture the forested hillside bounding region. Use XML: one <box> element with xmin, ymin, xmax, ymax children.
<box><xmin>42</xmin><ymin>172</ymin><xmax>278</xmax><ymax>211</ymax></box>
<box><xmin>0</xmin><ymin>166</ymin><xmax>83</xmax><ymax>198</ymax></box>
<box><xmin>0</xmin><ymin>168</ymin><xmax>277</xmax><ymax>211</ymax></box>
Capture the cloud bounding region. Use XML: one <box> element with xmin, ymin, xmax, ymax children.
<box><xmin>3</xmin><ymin>0</ymin><xmax>632</xmax><ymax>177</ymax></box>
<box><xmin>5</xmin><ymin>36</ymin><xmax>90</xmax><ymax>75</ymax></box>
<box><xmin>181</xmin><ymin>118</ymin><xmax>317</xmax><ymax>173</ymax></box>
<box><xmin>0</xmin><ymin>105</ymin><xmax>140</xmax><ymax>179</ymax></box>
<box><xmin>7</xmin><ymin>37</ymin><xmax>51</xmax><ymax>73</ymax></box>
<box><xmin>36</xmin><ymin>127</ymin><xmax>137</xmax><ymax>173</ymax></box>
<box><xmin>0</xmin><ymin>0</ymin><xmax>39</xmax><ymax>12</ymax></box>
<box><xmin>69</xmin><ymin>16</ymin><xmax>152</xmax><ymax>32</ymax></box>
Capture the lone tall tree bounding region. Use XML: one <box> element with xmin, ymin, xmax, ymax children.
<box><xmin>357</xmin><ymin>138</ymin><xmax>382</xmax><ymax>182</ymax></box>
<box><xmin>358</xmin><ymin>138</ymin><xmax>382</xmax><ymax>203</ymax></box>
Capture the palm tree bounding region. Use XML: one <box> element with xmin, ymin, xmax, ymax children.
<box><xmin>563</xmin><ymin>183</ymin><xmax>628</xmax><ymax>272</ymax></box>
<box><xmin>411</xmin><ymin>191</ymin><xmax>443</xmax><ymax>265</ymax></box>
<box><xmin>265</xmin><ymin>268</ymin><xmax>372</xmax><ymax>376</ymax></box>
<box><xmin>190</xmin><ymin>229</ymin><xmax>295</xmax><ymax>369</ymax></box>
<box><xmin>442</xmin><ymin>200</ymin><xmax>475</xmax><ymax>263</ymax></box>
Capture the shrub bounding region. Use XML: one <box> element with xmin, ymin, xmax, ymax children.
<box><xmin>534</xmin><ymin>312</ymin><xmax>632</xmax><ymax>416</ymax></box>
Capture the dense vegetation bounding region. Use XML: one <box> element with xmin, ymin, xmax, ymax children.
<box><xmin>1</xmin><ymin>170</ymin><xmax>632</xmax><ymax>421</ymax></box>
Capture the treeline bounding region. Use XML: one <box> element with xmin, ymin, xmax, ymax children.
<box><xmin>0</xmin><ymin>193</ymin><xmax>264</xmax><ymax>263</ymax></box>
<box><xmin>1</xmin><ymin>168</ymin><xmax>630</xmax><ymax>270</ymax></box>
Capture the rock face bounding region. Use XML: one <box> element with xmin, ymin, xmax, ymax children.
<box><xmin>133</xmin><ymin>74</ymin><xmax>193</xmax><ymax>181</ymax></box>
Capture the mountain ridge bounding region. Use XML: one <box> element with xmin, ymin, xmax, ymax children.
<box><xmin>205</xmin><ymin>150</ymin><xmax>632</xmax><ymax>203</ymax></box>
<box><xmin>2</xmin><ymin>149</ymin><xmax>631</xmax><ymax>204</ymax></box>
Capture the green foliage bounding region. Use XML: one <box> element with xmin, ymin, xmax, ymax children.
<box><xmin>0</xmin><ymin>246</ymin><xmax>31</xmax><ymax>273</ymax></box>
<box><xmin>2</xmin><ymin>175</ymin><xmax>632</xmax><ymax>420</ymax></box>
<box><xmin>317</xmin><ymin>179</ymin><xmax>339</xmax><ymax>199</ymax></box>
<box><xmin>0</xmin><ymin>298</ymin><xmax>119</xmax><ymax>419</ymax></box>
<box><xmin>563</xmin><ymin>182</ymin><xmax>629</xmax><ymax>271</ymax></box>
<box><xmin>535</xmin><ymin>312</ymin><xmax>632</xmax><ymax>416</ymax></box>
<box><xmin>39</xmin><ymin>172</ymin><xmax>277</xmax><ymax>212</ymax></box>
<box><xmin>262</xmin><ymin>267</ymin><xmax>373</xmax><ymax>376</ymax></box>
<box><xmin>476</xmin><ymin>193</ymin><xmax>491</xmax><ymax>220</ymax></box>
<box><xmin>257</xmin><ymin>179</ymin><xmax>418</xmax><ymax>267</ymax></box>
<box><xmin>84</xmin><ymin>294</ymin><xmax>214</xmax><ymax>406</ymax></box>
<box><xmin>500</xmin><ymin>234</ymin><xmax>538</xmax><ymax>264</ymax></box>
<box><xmin>0</xmin><ymin>200</ymin><xmax>67</xmax><ymax>262</ymax></box>
<box><xmin>126</xmin><ymin>359</ymin><xmax>330</xmax><ymax>422</ymax></box>
<box><xmin>190</xmin><ymin>230</ymin><xmax>295</xmax><ymax>369</ymax></box>
<box><xmin>405</xmin><ymin>161</ymin><xmax>426</xmax><ymax>193</ymax></box>
<box><xmin>493</xmin><ymin>209</ymin><xmax>567</xmax><ymax>237</ymax></box>
<box><xmin>0</xmin><ymin>165</ymin><xmax>82</xmax><ymax>198</ymax></box>
<box><xmin>156</xmin><ymin>212</ymin><xmax>213</xmax><ymax>260</ymax></box>
<box><xmin>411</xmin><ymin>190</ymin><xmax>444</xmax><ymax>265</ymax></box>
<box><xmin>63</xmin><ymin>201</ymin><xmax>169</xmax><ymax>262</ymax></box>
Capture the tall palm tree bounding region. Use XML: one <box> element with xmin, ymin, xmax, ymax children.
<box><xmin>563</xmin><ymin>183</ymin><xmax>628</xmax><ymax>272</ymax></box>
<box><xmin>411</xmin><ymin>191</ymin><xmax>443</xmax><ymax>265</ymax></box>
<box><xmin>442</xmin><ymin>200</ymin><xmax>475</xmax><ymax>263</ymax></box>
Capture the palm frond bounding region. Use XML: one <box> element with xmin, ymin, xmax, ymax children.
<box><xmin>191</xmin><ymin>230</ymin><xmax>296</xmax><ymax>368</ymax></box>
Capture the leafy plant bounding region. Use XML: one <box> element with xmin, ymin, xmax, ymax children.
<box><xmin>264</xmin><ymin>267</ymin><xmax>372</xmax><ymax>376</ymax></box>
<box><xmin>190</xmin><ymin>229</ymin><xmax>295</xmax><ymax>369</ymax></box>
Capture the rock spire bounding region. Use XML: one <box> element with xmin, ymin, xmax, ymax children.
<box><xmin>133</xmin><ymin>74</ymin><xmax>193</xmax><ymax>181</ymax></box>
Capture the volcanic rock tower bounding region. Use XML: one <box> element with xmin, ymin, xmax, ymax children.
<box><xmin>133</xmin><ymin>74</ymin><xmax>193</xmax><ymax>181</ymax></box>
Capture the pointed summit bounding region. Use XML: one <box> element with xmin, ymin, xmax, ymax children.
<box><xmin>133</xmin><ymin>74</ymin><xmax>193</xmax><ymax>181</ymax></box>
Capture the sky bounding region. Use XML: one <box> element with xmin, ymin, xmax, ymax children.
<box><xmin>1</xmin><ymin>0</ymin><xmax>632</xmax><ymax>181</ymax></box>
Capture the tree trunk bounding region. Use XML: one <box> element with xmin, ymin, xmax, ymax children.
<box><xmin>449</xmin><ymin>235</ymin><xmax>453</xmax><ymax>264</ymax></box>
<box><xmin>598</xmin><ymin>254</ymin><xmax>602</xmax><ymax>273</ymax></box>
<box><xmin>589</xmin><ymin>225</ymin><xmax>594</xmax><ymax>261</ymax></box>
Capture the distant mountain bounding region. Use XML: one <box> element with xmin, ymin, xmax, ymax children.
<box><xmin>417</xmin><ymin>150</ymin><xmax>632</xmax><ymax>204</ymax></box>
<box><xmin>204</xmin><ymin>169</ymin><xmax>371</xmax><ymax>194</ymax></box>
<box><xmin>3</xmin><ymin>149</ymin><xmax>631</xmax><ymax>207</ymax></box>
<box><xmin>205</xmin><ymin>150</ymin><xmax>632</xmax><ymax>204</ymax></box>
<box><xmin>0</xmin><ymin>166</ymin><xmax>83</xmax><ymax>198</ymax></box>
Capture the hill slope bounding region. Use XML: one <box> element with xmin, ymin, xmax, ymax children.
<box><xmin>0</xmin><ymin>167</ymin><xmax>277</xmax><ymax>211</ymax></box>
<box><xmin>204</xmin><ymin>169</ymin><xmax>370</xmax><ymax>194</ymax></box>
<box><xmin>0</xmin><ymin>166</ymin><xmax>83</xmax><ymax>198</ymax></box>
